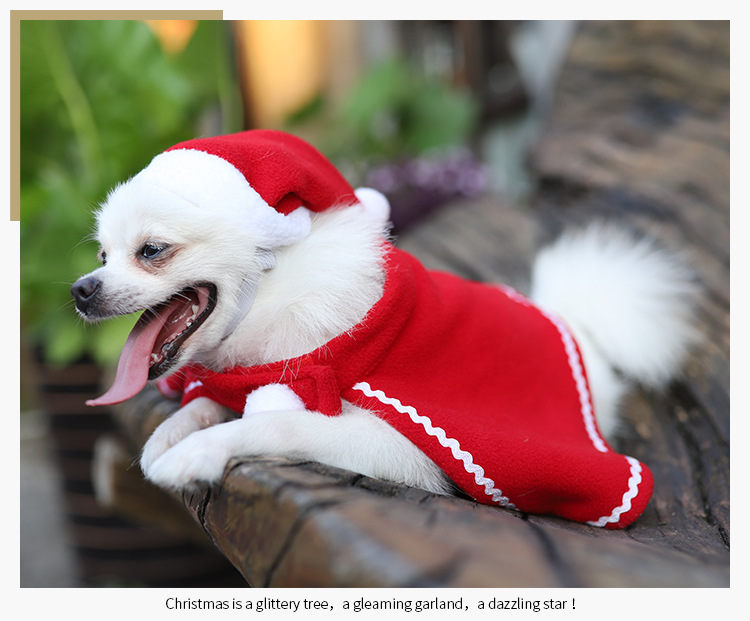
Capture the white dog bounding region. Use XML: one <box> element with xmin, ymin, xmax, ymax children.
<box><xmin>72</xmin><ymin>130</ymin><xmax>696</xmax><ymax>528</ymax></box>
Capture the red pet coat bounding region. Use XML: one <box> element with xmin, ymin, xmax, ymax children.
<box><xmin>161</xmin><ymin>246</ymin><xmax>653</xmax><ymax>529</ymax></box>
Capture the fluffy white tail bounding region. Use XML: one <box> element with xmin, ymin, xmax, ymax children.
<box><xmin>530</xmin><ymin>224</ymin><xmax>698</xmax><ymax>389</ymax></box>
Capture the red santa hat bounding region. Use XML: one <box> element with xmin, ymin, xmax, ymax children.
<box><xmin>127</xmin><ymin>129</ymin><xmax>390</xmax><ymax>247</ymax></box>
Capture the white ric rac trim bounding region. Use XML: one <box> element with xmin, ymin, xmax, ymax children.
<box><xmin>543</xmin><ymin>311</ymin><xmax>608</xmax><ymax>453</ymax></box>
<box><xmin>497</xmin><ymin>284</ymin><xmax>608</xmax><ymax>453</ymax></box>
<box><xmin>499</xmin><ymin>284</ymin><xmax>644</xmax><ymax>526</ymax></box>
<box><xmin>586</xmin><ymin>456</ymin><xmax>644</xmax><ymax>527</ymax></box>
<box><xmin>352</xmin><ymin>381</ymin><xmax>516</xmax><ymax>509</ymax></box>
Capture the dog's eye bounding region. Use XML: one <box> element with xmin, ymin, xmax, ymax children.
<box><xmin>141</xmin><ymin>243</ymin><xmax>164</xmax><ymax>259</ymax></box>
<box><xmin>99</xmin><ymin>251</ymin><xmax>107</xmax><ymax>266</ymax></box>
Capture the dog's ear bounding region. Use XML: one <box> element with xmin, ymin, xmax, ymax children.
<box><xmin>218</xmin><ymin>249</ymin><xmax>277</xmax><ymax>342</ymax></box>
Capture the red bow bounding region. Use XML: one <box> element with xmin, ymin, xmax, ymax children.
<box><xmin>158</xmin><ymin>361</ymin><xmax>344</xmax><ymax>416</ymax></box>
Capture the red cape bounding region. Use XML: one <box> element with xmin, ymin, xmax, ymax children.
<box><xmin>161</xmin><ymin>246</ymin><xmax>653</xmax><ymax>528</ymax></box>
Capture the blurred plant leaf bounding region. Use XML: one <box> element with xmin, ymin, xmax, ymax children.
<box><xmin>20</xmin><ymin>19</ymin><xmax>241</xmax><ymax>366</ymax></box>
<box><xmin>286</xmin><ymin>58</ymin><xmax>478</xmax><ymax>167</ymax></box>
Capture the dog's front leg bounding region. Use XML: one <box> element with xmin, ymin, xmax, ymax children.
<box><xmin>143</xmin><ymin>403</ymin><xmax>450</xmax><ymax>494</ymax></box>
<box><xmin>141</xmin><ymin>396</ymin><xmax>231</xmax><ymax>476</ymax></box>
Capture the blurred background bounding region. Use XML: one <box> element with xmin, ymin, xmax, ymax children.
<box><xmin>19</xmin><ymin>19</ymin><xmax>577</xmax><ymax>587</ymax></box>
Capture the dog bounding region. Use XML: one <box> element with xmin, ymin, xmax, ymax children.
<box><xmin>71</xmin><ymin>130</ymin><xmax>697</xmax><ymax>528</ymax></box>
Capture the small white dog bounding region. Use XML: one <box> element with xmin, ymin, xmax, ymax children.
<box><xmin>72</xmin><ymin>130</ymin><xmax>696</xmax><ymax>528</ymax></box>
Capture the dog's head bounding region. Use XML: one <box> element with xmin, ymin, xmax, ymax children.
<box><xmin>71</xmin><ymin>174</ymin><xmax>279</xmax><ymax>405</ymax></box>
<box><xmin>71</xmin><ymin>131</ymin><xmax>390</xmax><ymax>407</ymax></box>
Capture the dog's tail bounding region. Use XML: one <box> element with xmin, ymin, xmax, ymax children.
<box><xmin>530</xmin><ymin>223</ymin><xmax>699</xmax><ymax>389</ymax></box>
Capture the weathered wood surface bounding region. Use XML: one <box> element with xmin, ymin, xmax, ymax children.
<box><xmin>112</xmin><ymin>20</ymin><xmax>729</xmax><ymax>587</ymax></box>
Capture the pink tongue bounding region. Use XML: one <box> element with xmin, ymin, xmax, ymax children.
<box><xmin>86</xmin><ymin>302</ymin><xmax>179</xmax><ymax>407</ymax></box>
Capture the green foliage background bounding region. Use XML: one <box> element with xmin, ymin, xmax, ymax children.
<box><xmin>20</xmin><ymin>20</ymin><xmax>242</xmax><ymax>365</ymax></box>
<box><xmin>286</xmin><ymin>58</ymin><xmax>478</xmax><ymax>180</ymax></box>
<box><xmin>20</xmin><ymin>22</ymin><xmax>477</xmax><ymax>368</ymax></box>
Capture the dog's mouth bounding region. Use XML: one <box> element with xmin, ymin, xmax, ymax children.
<box><xmin>145</xmin><ymin>284</ymin><xmax>217</xmax><ymax>379</ymax></box>
<box><xmin>86</xmin><ymin>283</ymin><xmax>217</xmax><ymax>407</ymax></box>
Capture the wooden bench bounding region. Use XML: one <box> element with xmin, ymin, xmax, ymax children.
<box><xmin>103</xmin><ymin>20</ymin><xmax>729</xmax><ymax>587</ymax></box>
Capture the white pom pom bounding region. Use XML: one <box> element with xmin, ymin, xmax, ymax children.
<box><xmin>354</xmin><ymin>187</ymin><xmax>391</xmax><ymax>227</ymax></box>
<box><xmin>243</xmin><ymin>384</ymin><xmax>306</xmax><ymax>417</ymax></box>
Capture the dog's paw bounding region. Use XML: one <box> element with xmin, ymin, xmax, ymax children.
<box><xmin>140</xmin><ymin>397</ymin><xmax>229</xmax><ymax>475</ymax></box>
<box><xmin>141</xmin><ymin>429</ymin><xmax>175</xmax><ymax>475</ymax></box>
<box><xmin>143</xmin><ymin>422</ymin><xmax>239</xmax><ymax>489</ymax></box>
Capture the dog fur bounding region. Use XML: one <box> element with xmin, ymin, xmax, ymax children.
<box><xmin>73</xmin><ymin>184</ymin><xmax>697</xmax><ymax>495</ymax></box>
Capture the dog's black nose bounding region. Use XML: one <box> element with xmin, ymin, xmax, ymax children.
<box><xmin>71</xmin><ymin>276</ymin><xmax>101</xmax><ymax>313</ymax></box>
